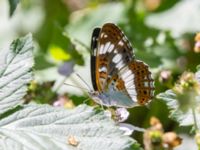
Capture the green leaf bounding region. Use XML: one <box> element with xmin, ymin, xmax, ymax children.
<box><xmin>66</xmin><ymin>3</ymin><xmax>125</xmax><ymax>46</ymax></box>
<box><xmin>157</xmin><ymin>90</ymin><xmax>200</xmax><ymax>128</ymax></box>
<box><xmin>197</xmin><ymin>65</ymin><xmax>200</xmax><ymax>71</ymax></box>
<box><xmin>8</xmin><ymin>0</ymin><xmax>20</xmax><ymax>17</ymax></box>
<box><xmin>0</xmin><ymin>104</ymin><xmax>140</xmax><ymax>150</ymax></box>
<box><xmin>146</xmin><ymin>0</ymin><xmax>200</xmax><ymax>35</ymax></box>
<box><xmin>0</xmin><ymin>34</ymin><xmax>33</xmax><ymax>115</ymax></box>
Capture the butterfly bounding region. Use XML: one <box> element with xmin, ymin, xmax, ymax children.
<box><xmin>89</xmin><ymin>23</ymin><xmax>154</xmax><ymax>108</ymax></box>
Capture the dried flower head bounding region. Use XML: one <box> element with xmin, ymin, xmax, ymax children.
<box><xmin>144</xmin><ymin>117</ymin><xmax>181</xmax><ymax>150</ymax></box>
<box><xmin>162</xmin><ymin>132</ymin><xmax>182</xmax><ymax>148</ymax></box>
<box><xmin>68</xmin><ymin>135</ymin><xmax>79</xmax><ymax>146</ymax></box>
<box><xmin>150</xmin><ymin>116</ymin><xmax>163</xmax><ymax>130</ymax></box>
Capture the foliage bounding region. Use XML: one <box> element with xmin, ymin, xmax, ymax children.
<box><xmin>8</xmin><ymin>0</ymin><xmax>20</xmax><ymax>16</ymax></box>
<box><xmin>0</xmin><ymin>104</ymin><xmax>141</xmax><ymax>150</ymax></box>
<box><xmin>157</xmin><ymin>89</ymin><xmax>200</xmax><ymax>128</ymax></box>
<box><xmin>0</xmin><ymin>34</ymin><xmax>33</xmax><ymax>115</ymax></box>
<box><xmin>1</xmin><ymin>0</ymin><xmax>200</xmax><ymax>149</ymax></box>
<box><xmin>0</xmin><ymin>35</ymin><xmax>140</xmax><ymax>150</ymax></box>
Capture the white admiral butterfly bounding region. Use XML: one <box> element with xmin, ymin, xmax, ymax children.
<box><xmin>89</xmin><ymin>23</ymin><xmax>154</xmax><ymax>107</ymax></box>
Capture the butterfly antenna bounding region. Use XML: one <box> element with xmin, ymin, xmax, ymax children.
<box><xmin>64</xmin><ymin>83</ymin><xmax>93</xmax><ymax>103</ymax></box>
<box><xmin>64</xmin><ymin>83</ymin><xmax>89</xmax><ymax>91</ymax></box>
<box><xmin>75</xmin><ymin>73</ymin><xmax>92</xmax><ymax>91</ymax></box>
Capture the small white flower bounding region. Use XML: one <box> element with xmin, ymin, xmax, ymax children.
<box><xmin>115</xmin><ymin>108</ymin><xmax>129</xmax><ymax>122</ymax></box>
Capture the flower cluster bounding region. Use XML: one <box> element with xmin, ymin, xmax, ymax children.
<box><xmin>143</xmin><ymin>117</ymin><xmax>182</xmax><ymax>150</ymax></box>
<box><xmin>173</xmin><ymin>72</ymin><xmax>200</xmax><ymax>112</ymax></box>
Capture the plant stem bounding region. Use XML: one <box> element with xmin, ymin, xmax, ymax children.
<box><xmin>53</xmin><ymin>76</ymin><xmax>68</xmax><ymax>93</ymax></box>
<box><xmin>192</xmin><ymin>106</ymin><xmax>199</xmax><ymax>131</ymax></box>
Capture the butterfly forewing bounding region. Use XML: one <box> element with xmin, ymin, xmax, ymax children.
<box><xmin>94</xmin><ymin>23</ymin><xmax>135</xmax><ymax>91</ymax></box>
<box><xmin>91</xmin><ymin>27</ymin><xmax>101</xmax><ymax>91</ymax></box>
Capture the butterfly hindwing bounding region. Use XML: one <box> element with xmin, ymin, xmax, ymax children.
<box><xmin>131</xmin><ymin>60</ymin><xmax>154</xmax><ymax>105</ymax></box>
<box><xmin>107</xmin><ymin>60</ymin><xmax>154</xmax><ymax>105</ymax></box>
<box><xmin>121</xmin><ymin>60</ymin><xmax>154</xmax><ymax>105</ymax></box>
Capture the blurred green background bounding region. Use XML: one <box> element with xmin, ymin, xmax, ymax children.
<box><xmin>0</xmin><ymin>0</ymin><xmax>200</xmax><ymax>149</ymax></box>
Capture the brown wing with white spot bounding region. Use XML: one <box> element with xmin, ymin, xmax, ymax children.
<box><xmin>91</xmin><ymin>23</ymin><xmax>154</xmax><ymax>106</ymax></box>
<box><xmin>127</xmin><ymin>60</ymin><xmax>154</xmax><ymax>105</ymax></box>
<box><xmin>110</xmin><ymin>60</ymin><xmax>154</xmax><ymax>105</ymax></box>
<box><xmin>95</xmin><ymin>23</ymin><xmax>134</xmax><ymax>92</ymax></box>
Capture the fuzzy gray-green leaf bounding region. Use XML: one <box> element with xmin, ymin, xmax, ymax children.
<box><xmin>157</xmin><ymin>90</ymin><xmax>200</xmax><ymax>128</ymax></box>
<box><xmin>0</xmin><ymin>104</ymin><xmax>140</xmax><ymax>150</ymax></box>
<box><xmin>0</xmin><ymin>34</ymin><xmax>33</xmax><ymax>115</ymax></box>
